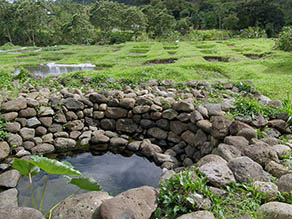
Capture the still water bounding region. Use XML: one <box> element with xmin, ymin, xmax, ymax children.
<box><xmin>17</xmin><ymin>152</ymin><xmax>162</xmax><ymax>214</ymax></box>
<box><xmin>14</xmin><ymin>63</ymin><xmax>100</xmax><ymax>77</ymax></box>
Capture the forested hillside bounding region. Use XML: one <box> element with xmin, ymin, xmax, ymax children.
<box><xmin>0</xmin><ymin>0</ymin><xmax>291</xmax><ymax>46</ymax></box>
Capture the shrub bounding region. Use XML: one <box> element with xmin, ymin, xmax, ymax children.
<box><xmin>0</xmin><ymin>117</ymin><xmax>8</xmax><ymax>141</ymax></box>
<box><xmin>275</xmin><ymin>26</ymin><xmax>292</xmax><ymax>51</ymax></box>
<box><xmin>186</xmin><ymin>29</ymin><xmax>234</xmax><ymax>41</ymax></box>
<box><xmin>239</xmin><ymin>27</ymin><xmax>267</xmax><ymax>39</ymax></box>
<box><xmin>0</xmin><ymin>70</ymin><xmax>13</xmax><ymax>90</ymax></box>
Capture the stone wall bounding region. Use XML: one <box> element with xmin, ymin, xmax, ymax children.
<box><xmin>1</xmin><ymin>80</ymin><xmax>292</xmax><ymax>219</ymax></box>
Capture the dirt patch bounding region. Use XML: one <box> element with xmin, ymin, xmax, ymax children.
<box><xmin>128</xmin><ymin>52</ymin><xmax>146</xmax><ymax>56</ymax></box>
<box><xmin>244</xmin><ymin>54</ymin><xmax>265</xmax><ymax>60</ymax></box>
<box><xmin>144</xmin><ymin>59</ymin><xmax>177</xmax><ymax>65</ymax></box>
<box><xmin>204</xmin><ymin>56</ymin><xmax>229</xmax><ymax>62</ymax></box>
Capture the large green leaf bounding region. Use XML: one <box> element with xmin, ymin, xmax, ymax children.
<box><xmin>12</xmin><ymin>158</ymin><xmax>40</xmax><ymax>177</ymax></box>
<box><xmin>65</xmin><ymin>176</ymin><xmax>102</xmax><ymax>191</ymax></box>
<box><xmin>26</xmin><ymin>155</ymin><xmax>82</xmax><ymax>176</ymax></box>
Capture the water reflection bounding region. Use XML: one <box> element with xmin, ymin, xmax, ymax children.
<box><xmin>14</xmin><ymin>63</ymin><xmax>100</xmax><ymax>77</ymax></box>
<box><xmin>17</xmin><ymin>152</ymin><xmax>162</xmax><ymax>214</ymax></box>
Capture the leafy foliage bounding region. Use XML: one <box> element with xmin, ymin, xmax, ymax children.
<box><xmin>0</xmin><ymin>117</ymin><xmax>8</xmax><ymax>141</ymax></box>
<box><xmin>239</xmin><ymin>27</ymin><xmax>267</xmax><ymax>39</ymax></box>
<box><xmin>230</xmin><ymin>97</ymin><xmax>281</xmax><ymax>120</ymax></box>
<box><xmin>65</xmin><ymin>176</ymin><xmax>102</xmax><ymax>191</ymax></box>
<box><xmin>12</xmin><ymin>158</ymin><xmax>40</xmax><ymax>177</ymax></box>
<box><xmin>154</xmin><ymin>168</ymin><xmax>266</xmax><ymax>218</ymax></box>
<box><xmin>275</xmin><ymin>26</ymin><xmax>292</xmax><ymax>51</ymax></box>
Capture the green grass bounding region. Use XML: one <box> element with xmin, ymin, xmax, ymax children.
<box><xmin>1</xmin><ymin>38</ymin><xmax>292</xmax><ymax>100</ymax></box>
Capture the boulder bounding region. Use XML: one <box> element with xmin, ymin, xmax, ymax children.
<box><xmin>199</xmin><ymin>161</ymin><xmax>235</xmax><ymax>187</ymax></box>
<box><xmin>177</xmin><ymin>211</ymin><xmax>215</xmax><ymax>219</ymax></box>
<box><xmin>116</xmin><ymin>119</ymin><xmax>138</xmax><ymax>133</ymax></box>
<box><xmin>214</xmin><ymin>143</ymin><xmax>241</xmax><ymax>162</ymax></box>
<box><xmin>228</xmin><ymin>156</ymin><xmax>270</xmax><ymax>183</ymax></box>
<box><xmin>0</xmin><ymin>207</ymin><xmax>45</xmax><ymax>219</ymax></box>
<box><xmin>0</xmin><ymin>141</ymin><xmax>10</xmax><ymax>160</ymax></box>
<box><xmin>229</xmin><ymin>121</ymin><xmax>253</xmax><ymax>136</ymax></box>
<box><xmin>173</xmin><ymin>101</ymin><xmax>194</xmax><ymax>112</ymax></box>
<box><xmin>3</xmin><ymin>112</ymin><xmax>18</xmax><ymax>121</ymax></box>
<box><xmin>268</xmin><ymin>119</ymin><xmax>291</xmax><ymax>134</ymax></box>
<box><xmin>39</xmin><ymin>117</ymin><xmax>53</xmax><ymax>128</ymax></box>
<box><xmin>196</xmin><ymin>120</ymin><xmax>212</xmax><ymax>133</ymax></box>
<box><xmin>211</xmin><ymin>116</ymin><xmax>232</xmax><ymax>139</ymax></box>
<box><xmin>54</xmin><ymin>138</ymin><xmax>76</xmax><ymax>152</ymax></box>
<box><xmin>65</xmin><ymin>120</ymin><xmax>84</xmax><ymax>131</ymax></box>
<box><xmin>38</xmin><ymin>106</ymin><xmax>54</xmax><ymax>116</ymax></box>
<box><xmin>0</xmin><ymin>169</ymin><xmax>21</xmax><ymax>188</ymax></box>
<box><xmin>253</xmin><ymin>181</ymin><xmax>278</xmax><ymax>202</ymax></box>
<box><xmin>243</xmin><ymin>143</ymin><xmax>279</xmax><ymax>167</ymax></box>
<box><xmin>105</xmin><ymin>107</ymin><xmax>128</xmax><ymax>119</ymax></box>
<box><xmin>0</xmin><ymin>98</ymin><xmax>27</xmax><ymax>112</ymax></box>
<box><xmin>120</xmin><ymin>98</ymin><xmax>135</xmax><ymax>109</ymax></box>
<box><xmin>277</xmin><ymin>173</ymin><xmax>292</xmax><ymax>194</ymax></box>
<box><xmin>6</xmin><ymin>122</ymin><xmax>20</xmax><ymax>134</ymax></box>
<box><xmin>31</xmin><ymin>143</ymin><xmax>55</xmax><ymax>155</ymax></box>
<box><xmin>257</xmin><ymin>202</ymin><xmax>292</xmax><ymax>219</ymax></box>
<box><xmin>237</xmin><ymin>128</ymin><xmax>257</xmax><ymax>142</ymax></box>
<box><xmin>110</xmin><ymin>137</ymin><xmax>128</xmax><ymax>147</ymax></box>
<box><xmin>99</xmin><ymin>186</ymin><xmax>158</xmax><ymax>219</ymax></box>
<box><xmin>91</xmin><ymin>131</ymin><xmax>110</xmax><ymax>144</ymax></box>
<box><xmin>147</xmin><ymin>127</ymin><xmax>168</xmax><ymax>140</ymax></box>
<box><xmin>196</xmin><ymin>154</ymin><xmax>227</xmax><ymax>167</ymax></box>
<box><xmin>51</xmin><ymin>191</ymin><xmax>111</xmax><ymax>219</ymax></box>
<box><xmin>140</xmin><ymin>139</ymin><xmax>162</xmax><ymax>157</ymax></box>
<box><xmin>272</xmin><ymin>144</ymin><xmax>291</xmax><ymax>157</ymax></box>
<box><xmin>20</xmin><ymin>128</ymin><xmax>35</xmax><ymax>140</ymax></box>
<box><xmin>19</xmin><ymin>108</ymin><xmax>36</xmax><ymax>118</ymax></box>
<box><xmin>8</xmin><ymin>134</ymin><xmax>23</xmax><ymax>147</ymax></box>
<box><xmin>206</xmin><ymin>103</ymin><xmax>223</xmax><ymax>116</ymax></box>
<box><xmin>170</xmin><ymin>121</ymin><xmax>188</xmax><ymax>135</ymax></box>
<box><xmin>0</xmin><ymin>188</ymin><xmax>18</xmax><ymax>208</ymax></box>
<box><xmin>265</xmin><ymin>161</ymin><xmax>290</xmax><ymax>178</ymax></box>
<box><xmin>223</xmin><ymin>136</ymin><xmax>249</xmax><ymax>152</ymax></box>
<box><xmin>62</xmin><ymin>98</ymin><xmax>84</xmax><ymax>110</ymax></box>
<box><xmin>161</xmin><ymin>109</ymin><xmax>178</xmax><ymax>120</ymax></box>
<box><xmin>89</xmin><ymin>93</ymin><xmax>107</xmax><ymax>104</ymax></box>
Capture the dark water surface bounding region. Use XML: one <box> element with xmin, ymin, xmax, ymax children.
<box><xmin>14</xmin><ymin>63</ymin><xmax>100</xmax><ymax>77</ymax></box>
<box><xmin>17</xmin><ymin>152</ymin><xmax>162</xmax><ymax>214</ymax></box>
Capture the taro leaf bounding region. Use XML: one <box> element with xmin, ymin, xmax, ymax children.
<box><xmin>26</xmin><ymin>155</ymin><xmax>81</xmax><ymax>176</ymax></box>
<box><xmin>65</xmin><ymin>176</ymin><xmax>102</xmax><ymax>191</ymax></box>
<box><xmin>12</xmin><ymin>158</ymin><xmax>40</xmax><ymax>177</ymax></box>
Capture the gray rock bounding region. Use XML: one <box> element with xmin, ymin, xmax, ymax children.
<box><xmin>19</xmin><ymin>108</ymin><xmax>36</xmax><ymax>118</ymax></box>
<box><xmin>170</xmin><ymin>121</ymin><xmax>188</xmax><ymax>135</ymax></box>
<box><xmin>196</xmin><ymin>154</ymin><xmax>227</xmax><ymax>167</ymax></box>
<box><xmin>8</xmin><ymin>134</ymin><xmax>23</xmax><ymax>147</ymax></box>
<box><xmin>277</xmin><ymin>173</ymin><xmax>292</xmax><ymax>193</ymax></box>
<box><xmin>237</xmin><ymin>128</ymin><xmax>257</xmax><ymax>142</ymax></box>
<box><xmin>147</xmin><ymin>127</ymin><xmax>168</xmax><ymax>140</ymax></box>
<box><xmin>156</xmin><ymin>119</ymin><xmax>169</xmax><ymax>130</ymax></box>
<box><xmin>79</xmin><ymin>131</ymin><xmax>91</xmax><ymax>140</ymax></box>
<box><xmin>0</xmin><ymin>170</ymin><xmax>21</xmax><ymax>188</ymax></box>
<box><xmin>36</xmin><ymin>126</ymin><xmax>47</xmax><ymax>136</ymax></box>
<box><xmin>211</xmin><ymin>116</ymin><xmax>232</xmax><ymax>139</ymax></box>
<box><xmin>31</xmin><ymin>143</ymin><xmax>55</xmax><ymax>155</ymax></box>
<box><xmin>206</xmin><ymin>103</ymin><xmax>223</xmax><ymax>116</ymax></box>
<box><xmin>100</xmin><ymin>119</ymin><xmax>116</xmax><ymax>131</ymax></box>
<box><xmin>26</xmin><ymin>117</ymin><xmax>41</xmax><ymax>128</ymax></box>
<box><xmin>215</xmin><ymin>143</ymin><xmax>241</xmax><ymax>162</ymax></box>
<box><xmin>39</xmin><ymin>117</ymin><xmax>53</xmax><ymax>128</ymax></box>
<box><xmin>89</xmin><ymin>93</ymin><xmax>107</xmax><ymax>104</ymax></box>
<box><xmin>162</xmin><ymin>109</ymin><xmax>178</xmax><ymax>120</ymax></box>
<box><xmin>190</xmin><ymin>110</ymin><xmax>203</xmax><ymax>123</ymax></box>
<box><xmin>0</xmin><ymin>98</ymin><xmax>27</xmax><ymax>112</ymax></box>
<box><xmin>228</xmin><ymin>156</ymin><xmax>270</xmax><ymax>183</ymax></box>
<box><xmin>116</xmin><ymin>119</ymin><xmax>138</xmax><ymax>133</ymax></box>
<box><xmin>253</xmin><ymin>181</ymin><xmax>278</xmax><ymax>202</ymax></box>
<box><xmin>6</xmin><ymin>122</ymin><xmax>21</xmax><ymax>133</ymax></box>
<box><xmin>133</xmin><ymin>105</ymin><xmax>150</xmax><ymax>114</ymax></box>
<box><xmin>181</xmin><ymin>130</ymin><xmax>197</xmax><ymax>147</ymax></box>
<box><xmin>0</xmin><ymin>141</ymin><xmax>10</xmax><ymax>160</ymax></box>
<box><xmin>3</xmin><ymin>112</ymin><xmax>18</xmax><ymax>121</ymax></box>
<box><xmin>140</xmin><ymin>139</ymin><xmax>162</xmax><ymax>157</ymax></box>
<box><xmin>51</xmin><ymin>191</ymin><xmax>111</xmax><ymax>219</ymax></box>
<box><xmin>54</xmin><ymin>112</ymin><xmax>67</xmax><ymax>124</ymax></box>
<box><xmin>265</xmin><ymin>161</ymin><xmax>290</xmax><ymax>178</ymax></box>
<box><xmin>153</xmin><ymin>153</ymin><xmax>177</xmax><ymax>164</ymax></box>
<box><xmin>39</xmin><ymin>106</ymin><xmax>54</xmax><ymax>116</ymax></box>
<box><xmin>110</xmin><ymin>137</ymin><xmax>128</xmax><ymax>147</ymax></box>
<box><xmin>65</xmin><ymin>111</ymin><xmax>78</xmax><ymax>121</ymax></box>
<box><xmin>224</xmin><ymin>136</ymin><xmax>249</xmax><ymax>152</ymax></box>
<box><xmin>199</xmin><ymin>161</ymin><xmax>235</xmax><ymax>187</ymax></box>
<box><xmin>54</xmin><ymin>138</ymin><xmax>76</xmax><ymax>152</ymax></box>
<box><xmin>120</xmin><ymin>98</ymin><xmax>136</xmax><ymax>109</ymax></box>
<box><xmin>105</xmin><ymin>107</ymin><xmax>128</xmax><ymax>119</ymax></box>
<box><xmin>65</xmin><ymin>120</ymin><xmax>84</xmax><ymax>131</ymax></box>
<box><xmin>243</xmin><ymin>143</ymin><xmax>279</xmax><ymax>167</ymax></box>
<box><xmin>48</xmin><ymin>123</ymin><xmax>63</xmax><ymax>133</ymax></box>
<box><xmin>196</xmin><ymin>120</ymin><xmax>212</xmax><ymax>133</ymax></box>
<box><xmin>268</xmin><ymin>119</ymin><xmax>291</xmax><ymax>134</ymax></box>
<box><xmin>20</xmin><ymin>128</ymin><xmax>35</xmax><ymax>140</ymax></box>
<box><xmin>99</xmin><ymin>186</ymin><xmax>158</xmax><ymax>219</ymax></box>
<box><xmin>0</xmin><ymin>207</ymin><xmax>45</xmax><ymax>219</ymax></box>
<box><xmin>257</xmin><ymin>202</ymin><xmax>292</xmax><ymax>219</ymax></box>
<box><xmin>62</xmin><ymin>98</ymin><xmax>84</xmax><ymax>110</ymax></box>
<box><xmin>177</xmin><ymin>211</ymin><xmax>215</xmax><ymax>219</ymax></box>
<box><xmin>0</xmin><ymin>188</ymin><xmax>18</xmax><ymax>208</ymax></box>
<box><xmin>197</xmin><ymin>105</ymin><xmax>208</xmax><ymax>118</ymax></box>
<box><xmin>91</xmin><ymin>131</ymin><xmax>110</xmax><ymax>144</ymax></box>
<box><xmin>127</xmin><ymin>141</ymin><xmax>141</xmax><ymax>151</ymax></box>
<box><xmin>173</xmin><ymin>101</ymin><xmax>194</xmax><ymax>112</ymax></box>
<box><xmin>229</xmin><ymin>121</ymin><xmax>253</xmax><ymax>136</ymax></box>
<box><xmin>272</xmin><ymin>144</ymin><xmax>291</xmax><ymax>157</ymax></box>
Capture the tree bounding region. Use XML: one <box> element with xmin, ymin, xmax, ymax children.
<box><xmin>0</xmin><ymin>0</ymin><xmax>17</xmax><ymax>43</ymax></box>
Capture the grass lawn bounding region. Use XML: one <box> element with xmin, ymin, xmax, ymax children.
<box><xmin>1</xmin><ymin>38</ymin><xmax>292</xmax><ymax>100</ymax></box>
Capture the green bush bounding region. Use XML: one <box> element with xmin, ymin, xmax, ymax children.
<box><xmin>110</xmin><ymin>31</ymin><xmax>134</xmax><ymax>44</ymax></box>
<box><xmin>0</xmin><ymin>117</ymin><xmax>8</xmax><ymax>141</ymax></box>
<box><xmin>275</xmin><ymin>26</ymin><xmax>292</xmax><ymax>51</ymax></box>
<box><xmin>230</xmin><ymin>96</ymin><xmax>281</xmax><ymax>120</ymax></box>
<box><xmin>0</xmin><ymin>42</ymin><xmax>17</xmax><ymax>50</ymax></box>
<box><xmin>186</xmin><ymin>29</ymin><xmax>234</xmax><ymax>41</ymax></box>
<box><xmin>0</xmin><ymin>70</ymin><xmax>13</xmax><ymax>90</ymax></box>
<box><xmin>239</xmin><ymin>27</ymin><xmax>267</xmax><ymax>39</ymax></box>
